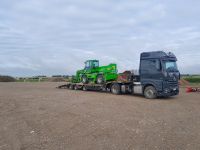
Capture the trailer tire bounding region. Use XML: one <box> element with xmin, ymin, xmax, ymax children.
<box><xmin>144</xmin><ymin>86</ymin><xmax>157</xmax><ymax>99</ymax></box>
<box><xmin>69</xmin><ymin>84</ymin><xmax>74</xmax><ymax>90</ymax></box>
<box><xmin>74</xmin><ymin>85</ymin><xmax>78</xmax><ymax>90</ymax></box>
<box><xmin>97</xmin><ymin>75</ymin><xmax>104</xmax><ymax>84</ymax></box>
<box><xmin>82</xmin><ymin>76</ymin><xmax>88</xmax><ymax>84</ymax></box>
<box><xmin>82</xmin><ymin>86</ymin><xmax>87</xmax><ymax>91</ymax></box>
<box><xmin>111</xmin><ymin>83</ymin><xmax>121</xmax><ymax>95</ymax></box>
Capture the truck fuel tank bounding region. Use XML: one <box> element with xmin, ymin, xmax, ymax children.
<box><xmin>133</xmin><ymin>82</ymin><xmax>143</xmax><ymax>94</ymax></box>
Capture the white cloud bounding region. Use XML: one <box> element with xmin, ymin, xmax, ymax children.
<box><xmin>0</xmin><ymin>0</ymin><xmax>200</xmax><ymax>76</ymax></box>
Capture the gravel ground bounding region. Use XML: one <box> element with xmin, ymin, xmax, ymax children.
<box><xmin>0</xmin><ymin>82</ymin><xmax>200</xmax><ymax>150</ymax></box>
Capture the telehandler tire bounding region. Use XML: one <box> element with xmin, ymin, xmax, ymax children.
<box><xmin>82</xmin><ymin>76</ymin><xmax>88</xmax><ymax>84</ymax></box>
<box><xmin>97</xmin><ymin>75</ymin><xmax>104</xmax><ymax>84</ymax></box>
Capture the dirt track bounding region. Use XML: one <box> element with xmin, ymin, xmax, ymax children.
<box><xmin>0</xmin><ymin>82</ymin><xmax>200</xmax><ymax>150</ymax></box>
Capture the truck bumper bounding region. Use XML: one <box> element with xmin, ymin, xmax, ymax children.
<box><xmin>157</xmin><ymin>87</ymin><xmax>179</xmax><ymax>97</ymax></box>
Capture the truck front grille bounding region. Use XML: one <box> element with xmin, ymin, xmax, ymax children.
<box><xmin>168</xmin><ymin>81</ymin><xmax>178</xmax><ymax>87</ymax></box>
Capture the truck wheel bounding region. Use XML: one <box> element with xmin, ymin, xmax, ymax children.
<box><xmin>111</xmin><ymin>83</ymin><xmax>121</xmax><ymax>95</ymax></box>
<box><xmin>82</xmin><ymin>76</ymin><xmax>88</xmax><ymax>84</ymax></box>
<box><xmin>69</xmin><ymin>84</ymin><xmax>74</xmax><ymax>90</ymax></box>
<box><xmin>144</xmin><ymin>86</ymin><xmax>157</xmax><ymax>99</ymax></box>
<box><xmin>97</xmin><ymin>75</ymin><xmax>104</xmax><ymax>84</ymax></box>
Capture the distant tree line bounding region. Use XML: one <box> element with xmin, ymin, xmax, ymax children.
<box><xmin>0</xmin><ymin>75</ymin><xmax>16</xmax><ymax>82</ymax></box>
<box><xmin>0</xmin><ymin>74</ymin><xmax>73</xmax><ymax>82</ymax></box>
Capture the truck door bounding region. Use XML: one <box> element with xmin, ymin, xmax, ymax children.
<box><xmin>140</xmin><ymin>59</ymin><xmax>163</xmax><ymax>91</ymax></box>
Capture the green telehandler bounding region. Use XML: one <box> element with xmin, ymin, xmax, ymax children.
<box><xmin>72</xmin><ymin>60</ymin><xmax>118</xmax><ymax>84</ymax></box>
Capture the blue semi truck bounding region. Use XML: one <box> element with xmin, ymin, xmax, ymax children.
<box><xmin>59</xmin><ymin>51</ymin><xmax>180</xmax><ymax>99</ymax></box>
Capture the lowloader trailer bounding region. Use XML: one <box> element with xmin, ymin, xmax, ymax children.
<box><xmin>58</xmin><ymin>51</ymin><xmax>180</xmax><ymax>99</ymax></box>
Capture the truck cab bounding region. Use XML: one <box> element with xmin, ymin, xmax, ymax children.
<box><xmin>139</xmin><ymin>51</ymin><xmax>180</xmax><ymax>98</ymax></box>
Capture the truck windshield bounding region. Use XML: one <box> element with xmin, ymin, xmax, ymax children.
<box><xmin>163</xmin><ymin>60</ymin><xmax>178</xmax><ymax>71</ymax></box>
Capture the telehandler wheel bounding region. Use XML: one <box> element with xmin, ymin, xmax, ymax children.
<box><xmin>111</xmin><ymin>83</ymin><xmax>121</xmax><ymax>95</ymax></box>
<box><xmin>144</xmin><ymin>86</ymin><xmax>157</xmax><ymax>99</ymax></box>
<box><xmin>82</xmin><ymin>76</ymin><xmax>88</xmax><ymax>84</ymax></box>
<box><xmin>97</xmin><ymin>75</ymin><xmax>104</xmax><ymax>84</ymax></box>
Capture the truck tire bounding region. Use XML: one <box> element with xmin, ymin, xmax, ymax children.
<box><xmin>97</xmin><ymin>75</ymin><xmax>104</xmax><ymax>84</ymax></box>
<box><xmin>82</xmin><ymin>76</ymin><xmax>88</xmax><ymax>84</ymax></box>
<box><xmin>144</xmin><ymin>86</ymin><xmax>157</xmax><ymax>99</ymax></box>
<box><xmin>111</xmin><ymin>83</ymin><xmax>121</xmax><ymax>95</ymax></box>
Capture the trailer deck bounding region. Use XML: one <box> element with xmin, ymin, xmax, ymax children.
<box><xmin>57</xmin><ymin>81</ymin><xmax>139</xmax><ymax>96</ymax></box>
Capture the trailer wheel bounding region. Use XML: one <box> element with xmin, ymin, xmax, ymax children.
<box><xmin>74</xmin><ymin>85</ymin><xmax>78</xmax><ymax>90</ymax></box>
<box><xmin>82</xmin><ymin>86</ymin><xmax>87</xmax><ymax>91</ymax></box>
<box><xmin>111</xmin><ymin>83</ymin><xmax>121</xmax><ymax>95</ymax></box>
<box><xmin>82</xmin><ymin>76</ymin><xmax>88</xmax><ymax>84</ymax></box>
<box><xmin>97</xmin><ymin>75</ymin><xmax>104</xmax><ymax>84</ymax></box>
<box><xmin>144</xmin><ymin>86</ymin><xmax>157</xmax><ymax>99</ymax></box>
<box><xmin>69</xmin><ymin>84</ymin><xmax>74</xmax><ymax>90</ymax></box>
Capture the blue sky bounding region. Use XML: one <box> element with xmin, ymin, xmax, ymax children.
<box><xmin>0</xmin><ymin>0</ymin><xmax>200</xmax><ymax>76</ymax></box>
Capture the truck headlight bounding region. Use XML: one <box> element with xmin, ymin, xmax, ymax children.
<box><xmin>164</xmin><ymin>88</ymin><xmax>170</xmax><ymax>93</ymax></box>
<box><xmin>169</xmin><ymin>73</ymin><xmax>174</xmax><ymax>77</ymax></box>
<box><xmin>164</xmin><ymin>72</ymin><xmax>168</xmax><ymax>77</ymax></box>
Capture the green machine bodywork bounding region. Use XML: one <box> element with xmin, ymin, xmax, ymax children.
<box><xmin>72</xmin><ymin>60</ymin><xmax>118</xmax><ymax>84</ymax></box>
